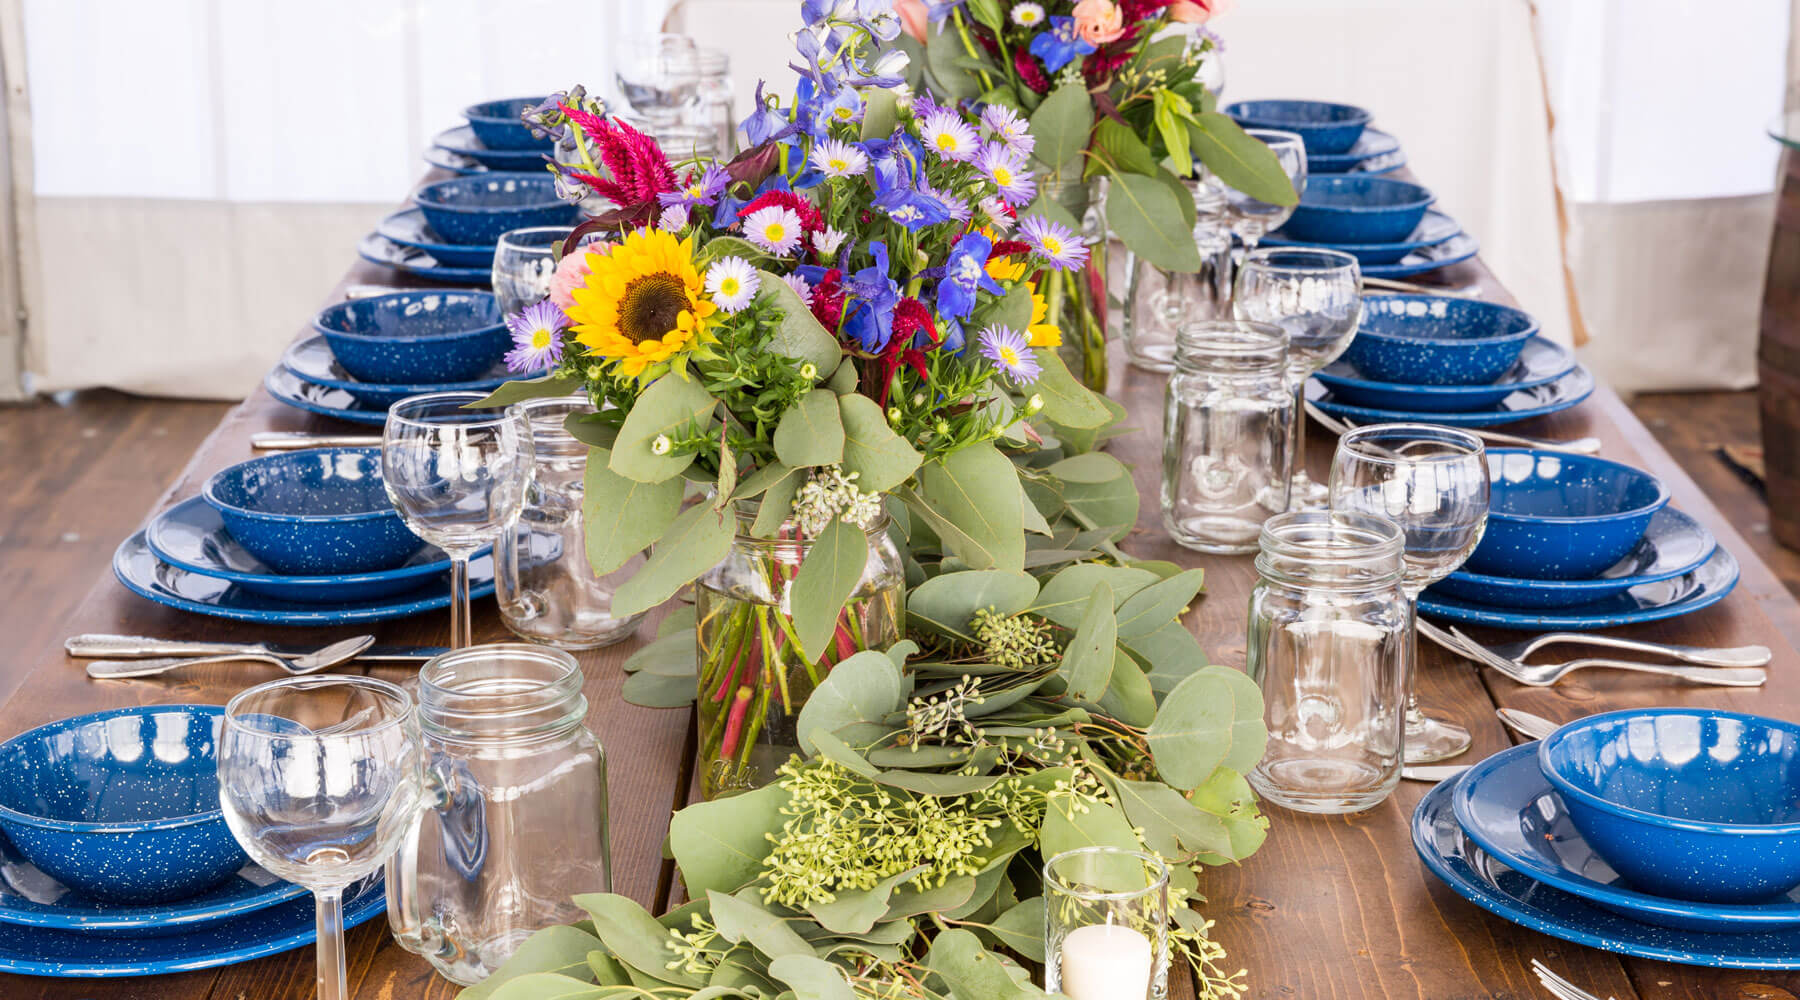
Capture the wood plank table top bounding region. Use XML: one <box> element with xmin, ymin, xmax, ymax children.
<box><xmin>5</xmin><ymin>250</ymin><xmax>1799</xmax><ymax>1000</ymax></box>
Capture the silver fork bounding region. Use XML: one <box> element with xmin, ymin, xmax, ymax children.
<box><xmin>1531</xmin><ymin>959</ymin><xmax>1613</xmax><ymax>1000</ymax></box>
<box><xmin>1304</xmin><ymin>401</ymin><xmax>1603</xmax><ymax>456</ymax></box>
<box><xmin>1480</xmin><ymin>632</ymin><xmax>1771</xmax><ymax>668</ymax></box>
<box><xmin>1420</xmin><ymin>621</ymin><xmax>1767</xmax><ymax>687</ymax></box>
<box><xmin>85</xmin><ymin>636</ymin><xmax>373</xmax><ymax>680</ymax></box>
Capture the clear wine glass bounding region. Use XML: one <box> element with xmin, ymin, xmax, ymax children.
<box><xmin>1233</xmin><ymin>247</ymin><xmax>1363</xmax><ymax>509</ymax></box>
<box><xmin>614</xmin><ymin>33</ymin><xmax>702</xmax><ymax>126</ymax></box>
<box><xmin>219</xmin><ymin>675</ymin><xmax>421</xmax><ymax>1000</ymax></box>
<box><xmin>383</xmin><ymin>392</ymin><xmax>535</xmax><ymax>648</ymax></box>
<box><xmin>493</xmin><ymin>227</ymin><xmax>577</xmax><ymax>320</ymax></box>
<box><xmin>1328</xmin><ymin>423</ymin><xmax>1489</xmax><ymax>763</ymax></box>
<box><xmin>1226</xmin><ymin>129</ymin><xmax>1306</xmax><ymax>251</ymax></box>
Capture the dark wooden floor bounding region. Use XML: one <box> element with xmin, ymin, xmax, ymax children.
<box><xmin>0</xmin><ymin>391</ymin><xmax>232</xmax><ymax>706</ymax></box>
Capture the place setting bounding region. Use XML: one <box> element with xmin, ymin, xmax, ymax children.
<box><xmin>1227</xmin><ymin>98</ymin><xmax>1407</xmax><ymax>176</ymax></box>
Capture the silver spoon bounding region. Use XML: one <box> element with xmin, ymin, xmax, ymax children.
<box><xmin>85</xmin><ymin>636</ymin><xmax>374</xmax><ymax>680</ymax></box>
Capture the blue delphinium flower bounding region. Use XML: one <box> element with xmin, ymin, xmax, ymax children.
<box><xmin>741</xmin><ymin>81</ymin><xmax>798</xmax><ymax>147</ymax></box>
<box><xmin>1028</xmin><ymin>16</ymin><xmax>1096</xmax><ymax>74</ymax></box>
<box><xmin>842</xmin><ymin>242</ymin><xmax>903</xmax><ymax>351</ymax></box>
<box><xmin>936</xmin><ymin>231</ymin><xmax>1003</xmax><ymax>321</ymax></box>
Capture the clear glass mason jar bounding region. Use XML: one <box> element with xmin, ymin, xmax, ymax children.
<box><xmin>387</xmin><ymin>644</ymin><xmax>611</xmax><ymax>984</ymax></box>
<box><xmin>497</xmin><ymin>397</ymin><xmax>646</xmax><ymax>649</ymax></box>
<box><xmin>1246</xmin><ymin>511</ymin><xmax>1410</xmax><ymax>814</ymax></box>
<box><xmin>1123</xmin><ymin>180</ymin><xmax>1236</xmax><ymax>372</ymax></box>
<box><xmin>694</xmin><ymin>509</ymin><xmax>904</xmax><ymax>799</ymax></box>
<box><xmin>1161</xmin><ymin>320</ymin><xmax>1293</xmax><ymax>554</ymax></box>
<box><xmin>687</xmin><ymin>48</ymin><xmax>736</xmax><ymax>157</ymax></box>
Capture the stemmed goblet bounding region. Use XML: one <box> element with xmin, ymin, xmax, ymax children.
<box><xmin>383</xmin><ymin>392</ymin><xmax>535</xmax><ymax>648</ymax></box>
<box><xmin>1328</xmin><ymin>423</ymin><xmax>1489</xmax><ymax>763</ymax></box>
<box><xmin>1225</xmin><ymin>128</ymin><xmax>1307</xmax><ymax>255</ymax></box>
<box><xmin>219</xmin><ymin>675</ymin><xmax>421</xmax><ymax>1000</ymax></box>
<box><xmin>1233</xmin><ymin>247</ymin><xmax>1363</xmax><ymax>508</ymax></box>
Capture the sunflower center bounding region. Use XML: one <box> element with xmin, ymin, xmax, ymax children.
<box><xmin>619</xmin><ymin>272</ymin><xmax>690</xmax><ymax>343</ymax></box>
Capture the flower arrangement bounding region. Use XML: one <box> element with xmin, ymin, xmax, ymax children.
<box><xmin>883</xmin><ymin>0</ymin><xmax>1295</xmax><ymax>388</ymax></box>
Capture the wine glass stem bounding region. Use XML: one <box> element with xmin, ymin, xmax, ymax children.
<box><xmin>1289</xmin><ymin>381</ymin><xmax>1311</xmax><ymax>485</ymax></box>
<box><xmin>450</xmin><ymin>555</ymin><xmax>471</xmax><ymax>649</ymax></box>
<box><xmin>315</xmin><ymin>887</ymin><xmax>347</xmax><ymax>1000</ymax></box>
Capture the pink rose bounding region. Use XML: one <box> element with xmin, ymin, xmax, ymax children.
<box><xmin>1168</xmin><ymin>0</ymin><xmax>1232</xmax><ymax>24</ymax></box>
<box><xmin>1072</xmin><ymin>0</ymin><xmax>1126</xmax><ymax>44</ymax></box>
<box><xmin>548</xmin><ymin>246</ymin><xmax>599</xmax><ymax>311</ymax></box>
<box><xmin>894</xmin><ymin>0</ymin><xmax>930</xmax><ymax>42</ymax></box>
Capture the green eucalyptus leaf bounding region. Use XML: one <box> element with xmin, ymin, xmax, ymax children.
<box><xmin>707</xmin><ymin>891</ymin><xmax>815</xmax><ymax>959</ymax></box>
<box><xmin>1206</xmin><ymin>664</ymin><xmax>1270</xmax><ymax>775</ymax></box>
<box><xmin>789</xmin><ymin>514</ymin><xmax>866</xmax><ymax>659</ymax></box>
<box><xmin>925</xmin><ymin>928</ymin><xmax>1042</xmax><ymax>1000</ymax></box>
<box><xmin>807</xmin><ymin>726</ymin><xmax>880</xmax><ymax>779</ymax></box>
<box><xmin>1189</xmin><ymin>110</ymin><xmax>1300</xmax><ymax>207</ymax></box>
<box><xmin>773</xmin><ymin>388</ymin><xmax>845</xmax><ymax>468</ymax></box>
<box><xmin>621</xmin><ymin>633</ymin><xmax>694</xmax><ymax>678</ymax></box>
<box><xmin>966</xmin><ymin>0</ymin><xmax>1004</xmax><ymax>31</ymax></box>
<box><xmin>1145</xmin><ymin>666</ymin><xmax>1266</xmax><ymax>790</ymax></box>
<box><xmin>919</xmin><ymin>442</ymin><xmax>1025</xmax><ymax>571</ymax></box>
<box><xmin>700</xmin><ymin>235</ymin><xmax>776</xmax><ymax>265</ymax></box>
<box><xmin>564</xmin><ymin>412</ymin><xmax>619</xmax><ymax>449</ymax></box>
<box><xmin>838</xmin><ymin>395</ymin><xmax>922</xmax><ymax>493</ymax></box>
<box><xmin>1106</xmin><ymin>171</ymin><xmax>1202</xmax><ymax>272</ymax></box>
<box><xmin>884</xmin><ymin>876</ymin><xmax>979</xmax><ymax>921</ymax></box>
<box><xmin>1114</xmin><ymin>568</ymin><xmax>1205</xmax><ymax>638</ymax></box>
<box><xmin>1029</xmin><ymin>83</ymin><xmax>1093</xmax><ymax>171</ymax></box>
<box><xmin>734</xmin><ymin>462</ymin><xmax>793</xmax><ymax>501</ymax></box>
<box><xmin>1154</xmin><ymin>165</ymin><xmax>1199</xmax><ymax>228</ymax></box>
<box><xmin>1096</xmin><ymin>650</ymin><xmax>1157</xmax><ymax>727</ymax></box>
<box><xmin>1023</xmin><ymin>192</ymin><xmax>1083</xmax><ymax>233</ymax></box>
<box><xmin>988</xmin><ymin>897</ymin><xmax>1046</xmax><ymax>962</ymax></box>
<box><xmin>656</xmin><ymin>603</ymin><xmax>697</xmax><ymax>639</ymax></box>
<box><xmin>759</xmin><ymin>269</ymin><xmax>843</xmax><ymax>372</ymax></box>
<box><xmin>873</xmin><ymin>769</ymin><xmax>1003</xmax><ymax>796</ymax></box>
<box><xmin>1111</xmin><ymin>772</ymin><xmax>1232</xmax><ymax>858</ymax></box>
<box><xmin>1153</xmin><ymin>92</ymin><xmax>1193</xmax><ymax>176</ymax></box>
<box><xmin>906</xmin><ymin>569</ymin><xmax>1039</xmax><ymax>639</ymax></box>
<box><xmin>1031</xmin><ymin>564</ymin><xmax>1158</xmax><ymax>625</ymax></box>
<box><xmin>752</xmin><ymin>467</ymin><xmax>803</xmax><ymax>537</ymax></box>
<box><xmin>572</xmin><ymin>894</ymin><xmax>702</xmax><ymax>987</ymax></box>
<box><xmin>668</xmin><ymin>783</ymin><xmax>788</xmax><ymax>896</ymax></box>
<box><xmin>621</xmin><ymin>670</ymin><xmax>696</xmax><ymax>708</ymax></box>
<box><xmin>610</xmin><ymin>375</ymin><xmax>718</xmax><ymax>483</ymax></box>
<box><xmin>457</xmin><ymin>925</ymin><xmax>603</xmax><ymax>999</ymax></box>
<box><xmin>1093</xmin><ymin>116</ymin><xmax>1158</xmax><ymax>176</ymax></box>
<box><xmin>1187</xmin><ymin>766</ymin><xmax>1271</xmax><ymax>862</ymax></box>
<box><xmin>970</xmin><ymin>279</ymin><xmax>1034</xmax><ymax>337</ymax></box>
<box><xmin>583</xmin><ymin>447</ymin><xmax>683</xmax><ymax>574</ymax></box>
<box><xmin>468</xmin><ymin>373</ymin><xmax>585</xmax><ymax>409</ymax></box>
<box><xmin>1060</xmin><ymin>585</ymin><xmax>1116</xmax><ymax>702</ymax></box>
<box><xmin>482</xmin><ymin>973</ymin><xmax>609</xmax><ymax>1000</ymax></box>
<box><xmin>806</xmin><ymin>866</ymin><xmax>927</xmax><ymax>934</ymax></box>
<box><xmin>860</xmin><ymin>87</ymin><xmax>899</xmax><ymax>142</ymax></box>
<box><xmin>794</xmin><ymin>650</ymin><xmax>906</xmax><ymax>755</ymax></box>
<box><xmin>1049</xmin><ymin>452</ymin><xmax>1139</xmax><ymax>541</ymax></box>
<box><xmin>768</xmin><ymin>954</ymin><xmax>857</xmax><ymax>1000</ymax></box>
<box><xmin>611</xmin><ymin>502</ymin><xmax>735</xmax><ymax>617</ymax></box>
<box><xmin>924</xmin><ymin>24</ymin><xmax>982</xmax><ymax>101</ymax></box>
<box><xmin>1030</xmin><ymin>350</ymin><xmax>1112</xmax><ymax>429</ymax></box>
<box><xmin>1123</xmin><ymin>620</ymin><xmax>1208</xmax><ymax>694</ymax></box>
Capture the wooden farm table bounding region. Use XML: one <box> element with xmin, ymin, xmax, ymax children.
<box><xmin>9</xmin><ymin>224</ymin><xmax>1800</xmax><ymax>1000</ymax></box>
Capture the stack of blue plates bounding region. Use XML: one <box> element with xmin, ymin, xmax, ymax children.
<box><xmin>1306</xmin><ymin>127</ymin><xmax>1406</xmax><ymax>175</ymax></box>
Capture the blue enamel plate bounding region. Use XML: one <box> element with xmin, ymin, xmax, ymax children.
<box><xmin>432</xmin><ymin>125</ymin><xmax>550</xmax><ymax>171</ymax></box>
<box><xmin>1263</xmin><ymin>208</ymin><xmax>1460</xmax><ymax>266</ymax></box>
<box><xmin>374</xmin><ymin>208</ymin><xmax>497</xmax><ymax>267</ymax></box>
<box><xmin>357</xmin><ymin>233</ymin><xmax>493</xmax><ymax>285</ymax></box>
<box><xmin>0</xmin><ymin>826</ymin><xmax>303</xmax><ymax>937</ymax></box>
<box><xmin>1306</xmin><ymin>364</ymin><xmax>1595</xmax><ymax>428</ymax></box>
<box><xmin>1415</xmin><ymin>773</ymin><xmax>1800</xmax><ymax>967</ymax></box>
<box><xmin>281</xmin><ymin>335</ymin><xmax>530</xmax><ymax>410</ymax></box>
<box><xmin>1453</xmin><ymin>743</ymin><xmax>1800</xmax><ymax>933</ymax></box>
<box><xmin>1416</xmin><ymin>544</ymin><xmax>1738</xmax><ymax>630</ymax></box>
<box><xmin>1311</xmin><ymin>336</ymin><xmax>1576</xmax><ymax>413</ymax></box>
<box><xmin>115</xmin><ymin>530</ymin><xmax>494</xmax><ymax>626</ymax></box>
<box><xmin>0</xmin><ymin>876</ymin><xmax>383</xmax><ymax>977</ymax></box>
<box><xmin>424</xmin><ymin>145</ymin><xmax>488</xmax><ymax>175</ymax></box>
<box><xmin>1359</xmin><ymin>232</ymin><xmax>1481</xmax><ymax>278</ymax></box>
<box><xmin>1428</xmin><ymin>507</ymin><xmax>1715</xmax><ymax>610</ymax></box>
<box><xmin>266</xmin><ymin>366</ymin><xmax>388</xmax><ymax>425</ymax></box>
<box><xmin>146</xmin><ymin>495</ymin><xmax>461</xmax><ymax>604</ymax></box>
<box><xmin>1306</xmin><ymin>127</ymin><xmax>1401</xmax><ymax>173</ymax></box>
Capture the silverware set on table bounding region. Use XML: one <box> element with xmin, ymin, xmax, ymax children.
<box><xmin>65</xmin><ymin>634</ymin><xmax>445</xmax><ymax>678</ymax></box>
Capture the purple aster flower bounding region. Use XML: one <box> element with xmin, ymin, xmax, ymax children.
<box><xmin>978</xmin><ymin>325</ymin><xmax>1041</xmax><ymax>384</ymax></box>
<box><xmin>504</xmin><ymin>301</ymin><xmax>567</xmax><ymax>373</ymax></box>
<box><xmin>1019</xmin><ymin>215</ymin><xmax>1090</xmax><ymax>271</ymax></box>
<box><xmin>782</xmin><ymin>272</ymin><xmax>815</xmax><ymax>307</ymax></box>
<box><xmin>974</xmin><ymin>141</ymin><xmax>1035</xmax><ymax>207</ymax></box>
<box><xmin>1028</xmin><ymin>16</ymin><xmax>1097</xmax><ymax>74</ymax></box>
<box><xmin>658</xmin><ymin>163</ymin><xmax>730</xmax><ymax>207</ymax></box>
<box><xmin>980</xmin><ymin>104</ymin><xmax>1035</xmax><ymax>157</ymax></box>
<box><xmin>919</xmin><ymin>108</ymin><xmax>979</xmax><ymax>162</ymax></box>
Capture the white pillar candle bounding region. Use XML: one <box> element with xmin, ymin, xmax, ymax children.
<box><xmin>1058</xmin><ymin>922</ymin><xmax>1154</xmax><ymax>1000</ymax></box>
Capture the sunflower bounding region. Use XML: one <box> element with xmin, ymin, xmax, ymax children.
<box><xmin>1026</xmin><ymin>284</ymin><xmax>1062</xmax><ymax>348</ymax></box>
<box><xmin>566</xmin><ymin>228</ymin><xmax>718</xmax><ymax>380</ymax></box>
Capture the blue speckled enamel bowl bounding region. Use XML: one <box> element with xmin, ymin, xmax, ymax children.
<box><xmin>202</xmin><ymin>448</ymin><xmax>424</xmax><ymax>575</ymax></box>
<box><xmin>1339</xmin><ymin>295</ymin><xmax>1538</xmax><ymax>386</ymax></box>
<box><xmin>1541</xmin><ymin>709</ymin><xmax>1800</xmax><ymax>904</ymax></box>
<box><xmin>412</xmin><ymin>174</ymin><xmax>577</xmax><ymax>245</ymax></box>
<box><xmin>314</xmin><ymin>290</ymin><xmax>507</xmax><ymax>384</ymax></box>
<box><xmin>1225</xmin><ymin>99</ymin><xmax>1372</xmax><ymax>154</ymax></box>
<box><xmin>1281</xmin><ymin>175</ymin><xmax>1435</xmax><ymax>245</ymax></box>
<box><xmin>0</xmin><ymin>706</ymin><xmax>247</xmax><ymax>903</ymax></box>
<box><xmin>1465</xmin><ymin>449</ymin><xmax>1670</xmax><ymax>580</ymax></box>
<box><xmin>462</xmin><ymin>97</ymin><xmax>550</xmax><ymax>150</ymax></box>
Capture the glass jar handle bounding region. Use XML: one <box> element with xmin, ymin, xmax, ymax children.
<box><xmin>382</xmin><ymin>758</ymin><xmax>462</xmax><ymax>954</ymax></box>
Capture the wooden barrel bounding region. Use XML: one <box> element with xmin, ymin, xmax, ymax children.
<box><xmin>1760</xmin><ymin>147</ymin><xmax>1800</xmax><ymax>550</ymax></box>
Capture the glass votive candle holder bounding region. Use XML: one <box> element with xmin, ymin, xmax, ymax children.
<box><xmin>1043</xmin><ymin>847</ymin><xmax>1170</xmax><ymax>1000</ymax></box>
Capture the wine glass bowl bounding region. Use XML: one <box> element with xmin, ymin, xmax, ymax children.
<box><xmin>492</xmin><ymin>226</ymin><xmax>578</xmax><ymax>320</ymax></box>
<box><xmin>1226</xmin><ymin>128</ymin><xmax>1307</xmax><ymax>244</ymax></box>
<box><xmin>614</xmin><ymin>33</ymin><xmax>702</xmax><ymax>125</ymax></box>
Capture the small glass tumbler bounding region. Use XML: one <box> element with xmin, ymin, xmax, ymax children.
<box><xmin>497</xmin><ymin>396</ymin><xmax>647</xmax><ymax>649</ymax></box>
<box><xmin>493</xmin><ymin>227</ymin><xmax>576</xmax><ymax>320</ymax></box>
<box><xmin>1246</xmin><ymin>511</ymin><xmax>1411</xmax><ymax>814</ymax></box>
<box><xmin>386</xmin><ymin>643</ymin><xmax>611</xmax><ymax>985</ymax></box>
<box><xmin>1124</xmin><ymin>181</ymin><xmax>1235</xmax><ymax>372</ymax></box>
<box><xmin>1161</xmin><ymin>320</ymin><xmax>1294</xmax><ymax>554</ymax></box>
<box><xmin>1043</xmin><ymin>847</ymin><xmax>1170</xmax><ymax>1000</ymax></box>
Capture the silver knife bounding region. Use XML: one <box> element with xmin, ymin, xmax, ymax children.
<box><xmin>66</xmin><ymin>634</ymin><xmax>447</xmax><ymax>663</ymax></box>
<box><xmin>1401</xmin><ymin>765</ymin><xmax>1470</xmax><ymax>783</ymax></box>
<box><xmin>252</xmin><ymin>431</ymin><xmax>383</xmax><ymax>450</ymax></box>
